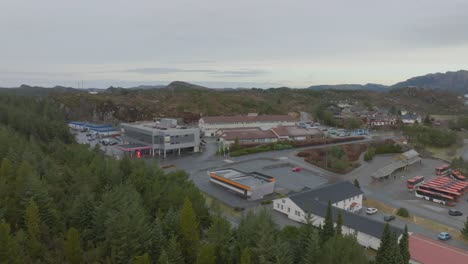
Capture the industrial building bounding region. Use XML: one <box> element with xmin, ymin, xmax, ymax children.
<box><xmin>273</xmin><ymin>181</ymin><xmax>403</xmax><ymax>250</ymax></box>
<box><xmin>120</xmin><ymin>119</ymin><xmax>200</xmax><ymax>157</ymax></box>
<box><xmin>208</xmin><ymin>168</ymin><xmax>275</xmax><ymax>200</ymax></box>
<box><xmin>199</xmin><ymin>113</ymin><xmax>296</xmax><ymax>136</ymax></box>
<box><xmin>68</xmin><ymin>121</ymin><xmax>119</xmax><ymax>136</ymax></box>
<box><xmin>217</xmin><ymin>126</ymin><xmax>323</xmax><ymax>145</ymax></box>
<box><xmin>372</xmin><ymin>150</ymin><xmax>421</xmax><ymax>180</ymax></box>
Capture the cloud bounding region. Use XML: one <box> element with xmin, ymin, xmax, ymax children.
<box><xmin>124</xmin><ymin>67</ymin><xmax>267</xmax><ymax>77</ymax></box>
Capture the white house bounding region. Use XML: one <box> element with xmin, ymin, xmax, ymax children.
<box><xmin>401</xmin><ymin>113</ymin><xmax>422</xmax><ymax>124</ymax></box>
<box><xmin>273</xmin><ymin>181</ymin><xmax>403</xmax><ymax>250</ymax></box>
<box><xmin>199</xmin><ymin>114</ymin><xmax>296</xmax><ymax>137</ymax></box>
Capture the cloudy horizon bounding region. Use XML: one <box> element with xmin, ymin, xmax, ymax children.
<box><xmin>2</xmin><ymin>0</ymin><xmax>468</xmax><ymax>88</ymax></box>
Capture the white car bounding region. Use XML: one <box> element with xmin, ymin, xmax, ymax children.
<box><xmin>366</xmin><ymin>208</ymin><xmax>378</xmax><ymax>215</ymax></box>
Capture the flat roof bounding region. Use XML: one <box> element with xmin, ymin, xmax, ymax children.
<box><xmin>210</xmin><ymin>168</ymin><xmax>275</xmax><ymax>189</ymax></box>
<box><xmin>409</xmin><ymin>234</ymin><xmax>468</xmax><ymax>264</ymax></box>
<box><xmin>122</xmin><ymin>122</ymin><xmax>197</xmax><ymax>132</ymax></box>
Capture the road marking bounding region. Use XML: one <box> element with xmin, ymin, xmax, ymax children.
<box><xmin>224</xmin><ymin>159</ymin><xmax>234</xmax><ymax>163</ymax></box>
<box><xmin>277</xmin><ymin>157</ymin><xmax>288</xmax><ymax>160</ymax></box>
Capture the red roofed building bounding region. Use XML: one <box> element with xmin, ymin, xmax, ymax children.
<box><xmin>409</xmin><ymin>234</ymin><xmax>468</xmax><ymax>264</ymax></box>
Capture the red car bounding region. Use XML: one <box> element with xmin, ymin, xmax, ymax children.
<box><xmin>292</xmin><ymin>167</ymin><xmax>302</xmax><ymax>172</ymax></box>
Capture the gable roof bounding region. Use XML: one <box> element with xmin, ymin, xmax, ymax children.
<box><xmin>295</xmin><ymin>200</ymin><xmax>403</xmax><ymax>239</ymax></box>
<box><xmin>201</xmin><ymin>115</ymin><xmax>295</xmax><ymax>124</ymax></box>
<box><xmin>289</xmin><ymin>181</ymin><xmax>363</xmax><ymax>205</ymax></box>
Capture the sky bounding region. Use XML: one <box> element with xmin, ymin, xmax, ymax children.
<box><xmin>1</xmin><ymin>0</ymin><xmax>468</xmax><ymax>88</ymax></box>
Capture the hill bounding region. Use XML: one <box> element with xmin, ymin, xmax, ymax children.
<box><xmin>49</xmin><ymin>82</ymin><xmax>467</xmax><ymax>124</ymax></box>
<box><xmin>308</xmin><ymin>83</ymin><xmax>389</xmax><ymax>92</ymax></box>
<box><xmin>392</xmin><ymin>70</ymin><xmax>468</xmax><ymax>94</ymax></box>
<box><xmin>0</xmin><ymin>84</ymin><xmax>83</xmax><ymax>96</ymax></box>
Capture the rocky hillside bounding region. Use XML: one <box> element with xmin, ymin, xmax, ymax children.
<box><xmin>48</xmin><ymin>82</ymin><xmax>467</xmax><ymax>124</ymax></box>
<box><xmin>392</xmin><ymin>70</ymin><xmax>468</xmax><ymax>94</ymax></box>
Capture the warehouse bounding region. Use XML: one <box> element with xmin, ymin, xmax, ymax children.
<box><xmin>199</xmin><ymin>113</ymin><xmax>296</xmax><ymax>136</ymax></box>
<box><xmin>120</xmin><ymin>119</ymin><xmax>200</xmax><ymax>157</ymax></box>
<box><xmin>68</xmin><ymin>122</ymin><xmax>119</xmax><ymax>136</ymax></box>
<box><xmin>219</xmin><ymin>130</ymin><xmax>278</xmax><ymax>145</ymax></box>
<box><xmin>208</xmin><ymin>168</ymin><xmax>276</xmax><ymax>200</ymax></box>
<box><xmin>273</xmin><ymin>181</ymin><xmax>402</xmax><ymax>250</ymax></box>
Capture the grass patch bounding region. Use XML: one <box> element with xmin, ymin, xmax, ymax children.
<box><xmin>363</xmin><ymin>198</ymin><xmax>395</xmax><ymax>215</ymax></box>
<box><xmin>202</xmin><ymin>193</ymin><xmax>242</xmax><ymax>218</ymax></box>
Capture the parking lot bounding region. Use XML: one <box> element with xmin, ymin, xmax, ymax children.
<box><xmin>191</xmin><ymin>157</ymin><xmax>329</xmax><ymax>208</ymax></box>
<box><xmin>345</xmin><ymin>155</ymin><xmax>468</xmax><ymax>230</ymax></box>
<box><xmin>71</xmin><ymin>129</ymin><xmax>123</xmax><ymax>158</ymax></box>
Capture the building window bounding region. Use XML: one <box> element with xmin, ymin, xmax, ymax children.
<box><xmin>276</xmin><ymin>203</ymin><xmax>280</xmax><ymax>209</ymax></box>
<box><xmin>282</xmin><ymin>199</ymin><xmax>285</xmax><ymax>203</ymax></box>
<box><xmin>287</xmin><ymin>207</ymin><xmax>290</xmax><ymax>213</ymax></box>
<box><xmin>281</xmin><ymin>205</ymin><xmax>283</xmax><ymax>210</ymax></box>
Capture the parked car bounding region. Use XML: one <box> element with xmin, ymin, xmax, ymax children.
<box><xmin>448</xmin><ymin>209</ymin><xmax>463</xmax><ymax>216</ymax></box>
<box><xmin>384</xmin><ymin>215</ymin><xmax>395</xmax><ymax>222</ymax></box>
<box><xmin>292</xmin><ymin>167</ymin><xmax>302</xmax><ymax>172</ymax></box>
<box><xmin>366</xmin><ymin>208</ymin><xmax>378</xmax><ymax>215</ymax></box>
<box><xmin>109</xmin><ymin>140</ymin><xmax>118</xmax><ymax>146</ymax></box>
<box><xmin>438</xmin><ymin>232</ymin><xmax>452</xmax><ymax>241</ymax></box>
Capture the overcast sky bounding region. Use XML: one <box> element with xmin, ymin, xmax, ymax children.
<box><xmin>1</xmin><ymin>0</ymin><xmax>468</xmax><ymax>88</ymax></box>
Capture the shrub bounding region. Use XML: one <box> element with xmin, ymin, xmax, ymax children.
<box><xmin>261</xmin><ymin>200</ymin><xmax>272</xmax><ymax>205</ymax></box>
<box><xmin>396</xmin><ymin>207</ymin><xmax>409</xmax><ymax>218</ymax></box>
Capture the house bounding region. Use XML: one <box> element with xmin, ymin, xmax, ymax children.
<box><xmin>199</xmin><ymin>114</ymin><xmax>296</xmax><ymax>137</ymax></box>
<box><xmin>273</xmin><ymin>181</ymin><xmax>403</xmax><ymax>250</ymax></box>
<box><xmin>368</xmin><ymin>117</ymin><xmax>397</xmax><ymax>127</ymax></box>
<box><xmin>409</xmin><ymin>234</ymin><xmax>468</xmax><ymax>264</ymax></box>
<box><xmin>401</xmin><ymin>113</ymin><xmax>422</xmax><ymax>124</ymax></box>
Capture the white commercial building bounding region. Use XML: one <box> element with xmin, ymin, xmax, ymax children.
<box><xmin>199</xmin><ymin>114</ymin><xmax>296</xmax><ymax>137</ymax></box>
<box><xmin>273</xmin><ymin>181</ymin><xmax>402</xmax><ymax>250</ymax></box>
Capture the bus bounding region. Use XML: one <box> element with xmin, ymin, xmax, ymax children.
<box><xmin>415</xmin><ymin>189</ymin><xmax>454</xmax><ymax>206</ymax></box>
<box><xmin>435</xmin><ymin>164</ymin><xmax>451</xmax><ymax>176</ymax></box>
<box><xmin>418</xmin><ymin>185</ymin><xmax>461</xmax><ymax>202</ymax></box>
<box><xmin>407</xmin><ymin>176</ymin><xmax>425</xmax><ymax>190</ymax></box>
<box><xmin>451</xmin><ymin>170</ymin><xmax>466</xmax><ymax>181</ymax></box>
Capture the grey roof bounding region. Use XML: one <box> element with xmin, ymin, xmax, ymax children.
<box><xmin>289</xmin><ymin>181</ymin><xmax>363</xmax><ymax>204</ymax></box>
<box><xmin>297</xmin><ymin>201</ymin><xmax>403</xmax><ymax>239</ymax></box>
<box><xmin>399</xmin><ymin>149</ymin><xmax>419</xmax><ymax>161</ymax></box>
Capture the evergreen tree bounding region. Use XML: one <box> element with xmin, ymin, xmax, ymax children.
<box><xmin>320</xmin><ymin>201</ymin><xmax>334</xmax><ymax>245</ymax></box>
<box><xmin>254</xmin><ymin>224</ymin><xmax>277</xmax><ymax>264</ymax></box>
<box><xmin>196</xmin><ymin>244</ymin><xmax>216</xmax><ymax>264</ymax></box>
<box><xmin>157</xmin><ymin>249</ymin><xmax>170</xmax><ymax>264</ymax></box>
<box><xmin>150</xmin><ymin>218</ymin><xmax>165</xmax><ymax>261</ymax></box>
<box><xmin>24</xmin><ymin>199</ymin><xmax>42</xmax><ymax>259</ymax></box>
<box><xmin>376</xmin><ymin>223</ymin><xmax>391</xmax><ymax>264</ymax></box>
<box><xmin>179</xmin><ymin>197</ymin><xmax>200</xmax><ymax>263</ymax></box>
<box><xmin>166</xmin><ymin>236</ymin><xmax>184</xmax><ymax>264</ymax></box>
<box><xmin>64</xmin><ymin>227</ymin><xmax>83</xmax><ymax>264</ymax></box>
<box><xmin>240</xmin><ymin>248</ymin><xmax>252</xmax><ymax>264</ymax></box>
<box><xmin>206</xmin><ymin>215</ymin><xmax>232</xmax><ymax>264</ymax></box>
<box><xmin>399</xmin><ymin>225</ymin><xmax>410</xmax><ymax>264</ymax></box>
<box><xmin>0</xmin><ymin>221</ymin><xmax>22</xmax><ymax>264</ymax></box>
<box><xmin>133</xmin><ymin>253</ymin><xmax>151</xmax><ymax>264</ymax></box>
<box><xmin>335</xmin><ymin>210</ymin><xmax>343</xmax><ymax>236</ymax></box>
<box><xmin>389</xmin><ymin>231</ymin><xmax>403</xmax><ymax>264</ymax></box>
<box><xmin>461</xmin><ymin>217</ymin><xmax>468</xmax><ymax>239</ymax></box>
<box><xmin>319</xmin><ymin>235</ymin><xmax>368</xmax><ymax>264</ymax></box>
<box><xmin>353</xmin><ymin>179</ymin><xmax>360</xmax><ymax>189</ymax></box>
<box><xmin>301</xmin><ymin>231</ymin><xmax>320</xmax><ymax>264</ymax></box>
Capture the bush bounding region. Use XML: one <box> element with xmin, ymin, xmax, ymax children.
<box><xmin>396</xmin><ymin>207</ymin><xmax>410</xmax><ymax>218</ymax></box>
<box><xmin>364</xmin><ymin>146</ymin><xmax>376</xmax><ymax>161</ymax></box>
<box><xmin>261</xmin><ymin>200</ymin><xmax>272</xmax><ymax>205</ymax></box>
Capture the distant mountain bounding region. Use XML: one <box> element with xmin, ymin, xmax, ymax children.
<box><xmin>0</xmin><ymin>84</ymin><xmax>82</xmax><ymax>96</ymax></box>
<box><xmin>128</xmin><ymin>84</ymin><xmax>166</xmax><ymax>90</ymax></box>
<box><xmin>164</xmin><ymin>81</ymin><xmax>212</xmax><ymax>91</ymax></box>
<box><xmin>392</xmin><ymin>70</ymin><xmax>468</xmax><ymax>94</ymax></box>
<box><xmin>308</xmin><ymin>83</ymin><xmax>389</xmax><ymax>92</ymax></box>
